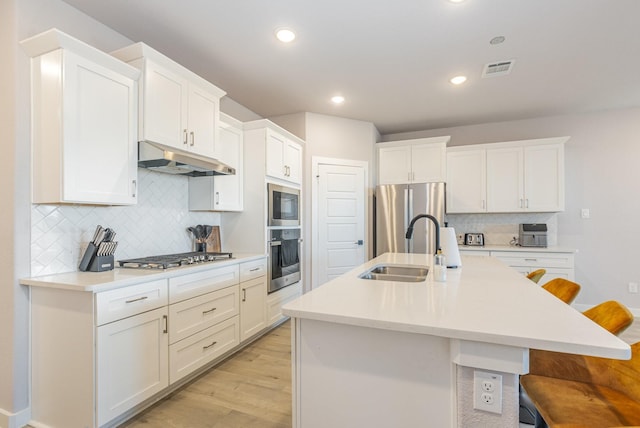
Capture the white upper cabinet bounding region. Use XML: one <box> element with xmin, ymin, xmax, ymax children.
<box><xmin>22</xmin><ymin>29</ymin><xmax>139</xmax><ymax>205</ymax></box>
<box><xmin>264</xmin><ymin>129</ymin><xmax>303</xmax><ymax>185</ymax></box>
<box><xmin>377</xmin><ymin>136</ymin><xmax>449</xmax><ymax>184</ymax></box>
<box><xmin>446</xmin><ymin>149</ymin><xmax>487</xmax><ymax>213</ymax></box>
<box><xmin>446</xmin><ymin>137</ymin><xmax>568</xmax><ymax>214</ymax></box>
<box><xmin>189</xmin><ymin>113</ymin><xmax>244</xmax><ymax>211</ymax></box>
<box><xmin>111</xmin><ymin>43</ymin><xmax>226</xmax><ymax>159</ymax></box>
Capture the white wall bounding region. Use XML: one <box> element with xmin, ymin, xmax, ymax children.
<box><xmin>271</xmin><ymin>112</ymin><xmax>379</xmax><ymax>290</ymax></box>
<box><xmin>384</xmin><ymin>108</ymin><xmax>640</xmax><ymax>312</ymax></box>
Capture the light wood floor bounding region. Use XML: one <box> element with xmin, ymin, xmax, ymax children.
<box><xmin>119</xmin><ymin>321</ymin><xmax>292</xmax><ymax>428</ymax></box>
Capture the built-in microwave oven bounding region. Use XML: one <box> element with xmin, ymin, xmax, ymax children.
<box><xmin>268</xmin><ymin>183</ymin><xmax>300</xmax><ymax>227</ymax></box>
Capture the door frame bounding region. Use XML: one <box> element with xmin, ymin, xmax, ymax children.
<box><xmin>311</xmin><ymin>156</ymin><xmax>369</xmax><ymax>289</ymax></box>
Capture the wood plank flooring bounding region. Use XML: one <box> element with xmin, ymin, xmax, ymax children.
<box><xmin>119</xmin><ymin>321</ymin><xmax>292</xmax><ymax>428</ymax></box>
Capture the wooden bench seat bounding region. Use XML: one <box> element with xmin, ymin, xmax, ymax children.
<box><xmin>520</xmin><ymin>342</ymin><xmax>640</xmax><ymax>428</ymax></box>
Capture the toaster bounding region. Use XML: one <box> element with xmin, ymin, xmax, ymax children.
<box><xmin>464</xmin><ymin>233</ymin><xmax>484</xmax><ymax>246</ymax></box>
<box><xmin>519</xmin><ymin>224</ymin><xmax>548</xmax><ymax>247</ymax></box>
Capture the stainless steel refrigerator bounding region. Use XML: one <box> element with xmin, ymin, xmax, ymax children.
<box><xmin>375</xmin><ymin>183</ymin><xmax>445</xmax><ymax>256</ymax></box>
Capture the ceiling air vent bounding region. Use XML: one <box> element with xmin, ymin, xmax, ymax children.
<box><xmin>482</xmin><ymin>60</ymin><xmax>515</xmax><ymax>78</ymax></box>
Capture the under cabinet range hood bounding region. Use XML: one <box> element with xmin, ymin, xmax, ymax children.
<box><xmin>138</xmin><ymin>141</ymin><xmax>236</xmax><ymax>176</ymax></box>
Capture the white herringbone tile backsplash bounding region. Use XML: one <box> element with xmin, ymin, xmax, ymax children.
<box><xmin>31</xmin><ymin>169</ymin><xmax>221</xmax><ymax>276</ymax></box>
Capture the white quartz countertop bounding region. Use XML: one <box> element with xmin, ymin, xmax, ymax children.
<box><xmin>283</xmin><ymin>253</ymin><xmax>629</xmax><ymax>359</ymax></box>
<box><xmin>20</xmin><ymin>253</ymin><xmax>265</xmax><ymax>293</ymax></box>
<box><xmin>459</xmin><ymin>245</ymin><xmax>577</xmax><ymax>253</ymax></box>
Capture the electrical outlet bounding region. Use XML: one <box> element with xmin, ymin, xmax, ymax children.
<box><xmin>581</xmin><ymin>208</ymin><xmax>590</xmax><ymax>219</ymax></box>
<box><xmin>629</xmin><ymin>282</ymin><xmax>639</xmax><ymax>293</ymax></box>
<box><xmin>474</xmin><ymin>370</ymin><xmax>502</xmax><ymax>414</ymax></box>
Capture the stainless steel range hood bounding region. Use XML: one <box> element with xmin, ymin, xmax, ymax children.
<box><xmin>138</xmin><ymin>141</ymin><xmax>235</xmax><ymax>176</ymax></box>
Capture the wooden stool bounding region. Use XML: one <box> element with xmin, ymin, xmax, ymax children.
<box><xmin>526</xmin><ymin>269</ymin><xmax>546</xmax><ymax>284</ymax></box>
<box><xmin>541</xmin><ymin>278</ymin><xmax>580</xmax><ymax>304</ymax></box>
<box><xmin>583</xmin><ymin>300</ymin><xmax>634</xmax><ymax>336</ymax></box>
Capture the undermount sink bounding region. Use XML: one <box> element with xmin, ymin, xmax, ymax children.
<box><xmin>359</xmin><ymin>264</ymin><xmax>429</xmax><ymax>282</ymax></box>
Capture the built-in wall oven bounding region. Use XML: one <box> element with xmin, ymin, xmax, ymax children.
<box><xmin>268</xmin><ymin>228</ymin><xmax>301</xmax><ymax>293</ymax></box>
<box><xmin>268</xmin><ymin>183</ymin><xmax>300</xmax><ymax>227</ymax></box>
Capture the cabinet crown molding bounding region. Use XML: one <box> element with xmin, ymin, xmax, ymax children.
<box><xmin>20</xmin><ymin>28</ymin><xmax>140</xmax><ymax>80</ymax></box>
<box><xmin>447</xmin><ymin>136</ymin><xmax>570</xmax><ymax>152</ymax></box>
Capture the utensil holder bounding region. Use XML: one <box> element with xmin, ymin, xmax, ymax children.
<box><xmin>196</xmin><ymin>242</ymin><xmax>207</xmax><ymax>253</ymax></box>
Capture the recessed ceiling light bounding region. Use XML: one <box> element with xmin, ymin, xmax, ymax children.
<box><xmin>448</xmin><ymin>0</ymin><xmax>466</xmax><ymax>3</ymax></box>
<box><xmin>450</xmin><ymin>75</ymin><xmax>467</xmax><ymax>85</ymax></box>
<box><xmin>331</xmin><ymin>95</ymin><xmax>345</xmax><ymax>104</ymax></box>
<box><xmin>275</xmin><ymin>28</ymin><xmax>296</xmax><ymax>43</ymax></box>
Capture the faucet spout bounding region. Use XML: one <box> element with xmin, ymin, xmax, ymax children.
<box><xmin>405</xmin><ymin>214</ymin><xmax>441</xmax><ymax>255</ymax></box>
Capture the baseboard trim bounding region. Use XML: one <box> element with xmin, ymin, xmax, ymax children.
<box><xmin>0</xmin><ymin>406</ymin><xmax>31</xmax><ymax>428</ymax></box>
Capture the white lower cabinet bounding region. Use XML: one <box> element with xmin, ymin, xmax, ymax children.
<box><xmin>28</xmin><ymin>256</ymin><xmax>280</xmax><ymax>428</ymax></box>
<box><xmin>459</xmin><ymin>249</ymin><xmax>575</xmax><ymax>282</ymax></box>
<box><xmin>97</xmin><ymin>306</ymin><xmax>169</xmax><ymax>426</ymax></box>
<box><xmin>267</xmin><ymin>281</ymin><xmax>302</xmax><ymax>325</ymax></box>
<box><xmin>240</xmin><ymin>276</ymin><xmax>268</xmax><ymax>341</ymax></box>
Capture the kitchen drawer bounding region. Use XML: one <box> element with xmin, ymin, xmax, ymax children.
<box><xmin>96</xmin><ymin>279</ymin><xmax>168</xmax><ymax>326</ymax></box>
<box><xmin>459</xmin><ymin>249</ymin><xmax>490</xmax><ymax>257</ymax></box>
<box><xmin>168</xmin><ymin>284</ymin><xmax>239</xmax><ymax>344</ymax></box>
<box><xmin>491</xmin><ymin>251</ymin><xmax>574</xmax><ymax>269</ymax></box>
<box><xmin>169</xmin><ymin>264</ymin><xmax>239</xmax><ymax>304</ymax></box>
<box><xmin>240</xmin><ymin>258</ymin><xmax>267</xmax><ymax>282</ymax></box>
<box><xmin>169</xmin><ymin>315</ymin><xmax>239</xmax><ymax>384</ymax></box>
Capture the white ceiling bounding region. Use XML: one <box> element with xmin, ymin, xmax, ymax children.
<box><xmin>62</xmin><ymin>0</ymin><xmax>640</xmax><ymax>135</ymax></box>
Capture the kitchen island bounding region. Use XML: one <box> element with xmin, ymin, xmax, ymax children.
<box><xmin>282</xmin><ymin>253</ymin><xmax>630</xmax><ymax>427</ymax></box>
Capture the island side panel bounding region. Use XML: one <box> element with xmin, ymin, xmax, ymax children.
<box><xmin>293</xmin><ymin>318</ymin><xmax>455</xmax><ymax>428</ymax></box>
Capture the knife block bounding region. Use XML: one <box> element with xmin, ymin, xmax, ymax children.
<box><xmin>88</xmin><ymin>255</ymin><xmax>114</xmax><ymax>272</ymax></box>
<box><xmin>79</xmin><ymin>242</ymin><xmax>114</xmax><ymax>272</ymax></box>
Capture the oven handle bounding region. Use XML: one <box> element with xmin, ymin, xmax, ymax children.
<box><xmin>270</xmin><ymin>240</ymin><xmax>282</xmax><ymax>246</ymax></box>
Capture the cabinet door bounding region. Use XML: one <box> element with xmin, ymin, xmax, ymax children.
<box><xmin>212</xmin><ymin>121</ymin><xmax>243</xmax><ymax>210</ymax></box>
<box><xmin>284</xmin><ymin>140</ymin><xmax>302</xmax><ymax>184</ymax></box>
<box><xmin>96</xmin><ymin>307</ymin><xmax>168</xmax><ymax>426</ymax></box>
<box><xmin>378</xmin><ymin>146</ymin><xmax>411</xmax><ymax>184</ymax></box>
<box><xmin>524</xmin><ymin>144</ymin><xmax>564</xmax><ymax>212</ymax></box>
<box><xmin>63</xmin><ymin>51</ymin><xmax>138</xmax><ymax>205</ymax></box>
<box><xmin>486</xmin><ymin>147</ymin><xmax>524</xmax><ymax>212</ymax></box>
<box><xmin>266</xmin><ymin>131</ymin><xmax>286</xmax><ymax>180</ymax></box>
<box><xmin>446</xmin><ymin>150</ymin><xmax>487</xmax><ymax>213</ymax></box>
<box><xmin>142</xmin><ymin>59</ymin><xmax>189</xmax><ymax>150</ymax></box>
<box><xmin>411</xmin><ymin>143</ymin><xmax>446</xmax><ymax>183</ymax></box>
<box><xmin>187</xmin><ymin>83</ymin><xmax>218</xmax><ymax>158</ymax></box>
<box><xmin>240</xmin><ymin>276</ymin><xmax>267</xmax><ymax>341</ymax></box>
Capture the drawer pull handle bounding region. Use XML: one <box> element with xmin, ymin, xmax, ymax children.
<box><xmin>202</xmin><ymin>307</ymin><xmax>217</xmax><ymax>315</ymax></box>
<box><xmin>162</xmin><ymin>315</ymin><xmax>168</xmax><ymax>334</ymax></box>
<box><xmin>203</xmin><ymin>341</ymin><xmax>218</xmax><ymax>350</ymax></box>
<box><xmin>125</xmin><ymin>296</ymin><xmax>149</xmax><ymax>304</ymax></box>
<box><xmin>525</xmin><ymin>258</ymin><xmax>538</xmax><ymax>262</ymax></box>
<box><xmin>242</xmin><ymin>289</ymin><xmax>247</xmax><ymax>302</ymax></box>
<box><xmin>250</xmin><ymin>267</ymin><xmax>261</xmax><ymax>272</ymax></box>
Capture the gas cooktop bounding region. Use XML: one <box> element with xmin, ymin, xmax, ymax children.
<box><xmin>118</xmin><ymin>252</ymin><xmax>233</xmax><ymax>269</ymax></box>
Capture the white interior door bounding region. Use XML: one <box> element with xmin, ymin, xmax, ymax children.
<box><xmin>316</xmin><ymin>163</ymin><xmax>366</xmax><ymax>287</ymax></box>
